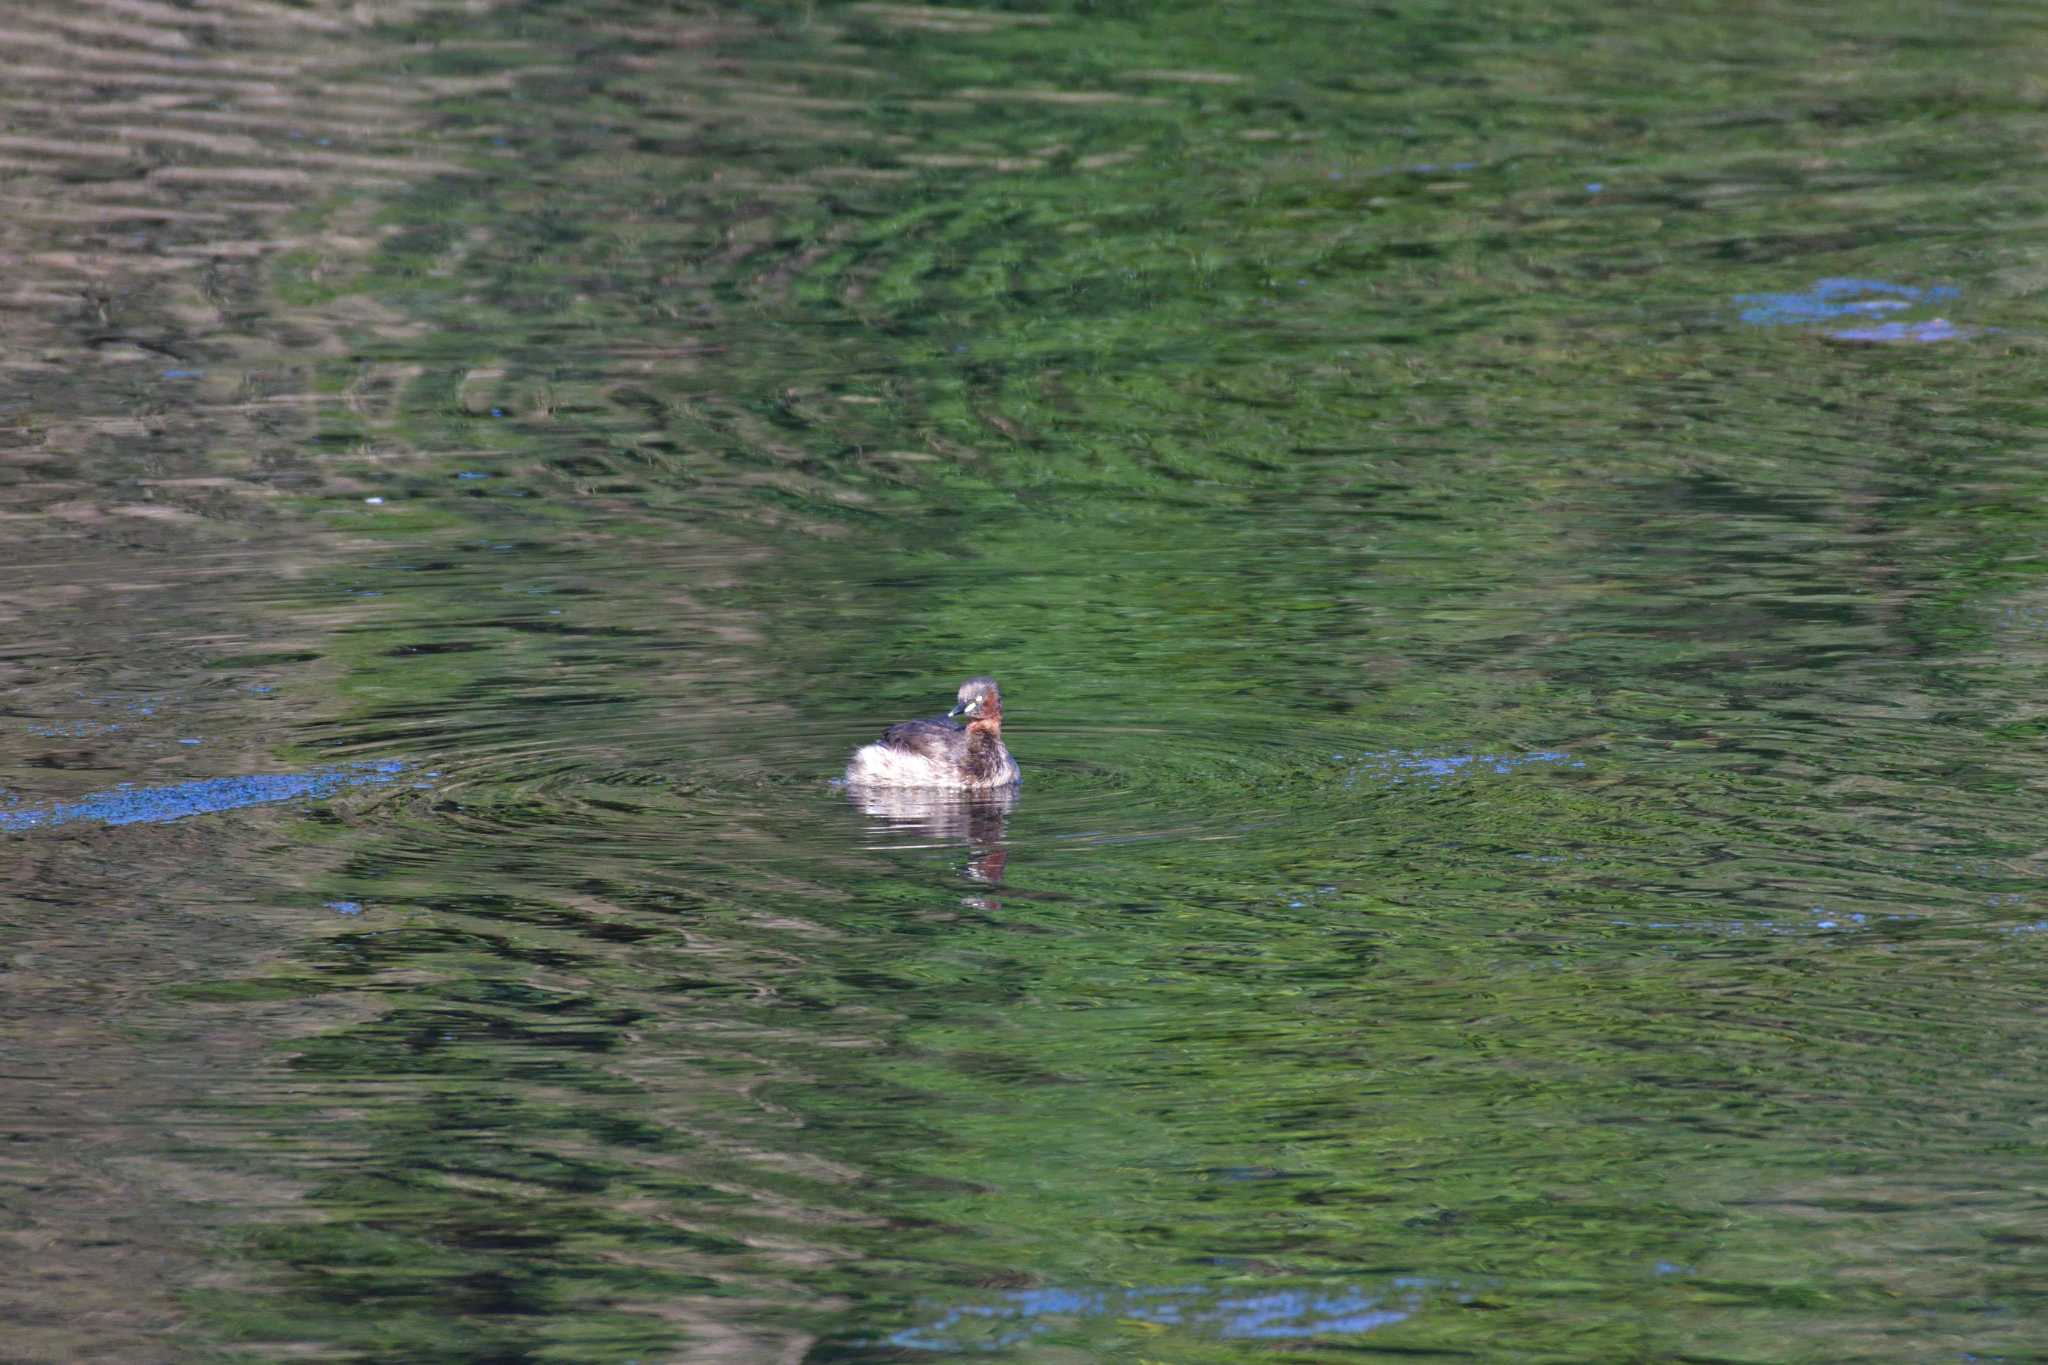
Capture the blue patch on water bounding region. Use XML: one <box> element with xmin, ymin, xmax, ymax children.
<box><xmin>0</xmin><ymin>761</ymin><xmax>408</xmax><ymax>832</ymax></box>
<box><xmin>327</xmin><ymin>900</ymin><xmax>364</xmax><ymax>915</ymax></box>
<box><xmin>1829</xmin><ymin>317</ymin><xmax>1978</xmax><ymax>344</ymax></box>
<box><xmin>29</xmin><ymin>721</ymin><xmax>115</xmax><ymax>738</ymax></box>
<box><xmin>1610</xmin><ymin>902</ymin><xmax>1910</xmax><ymax>940</ymax></box>
<box><xmin>1735</xmin><ymin>278</ymin><xmax>1982</xmax><ymax>342</ymax></box>
<box><xmin>1736</xmin><ymin>277</ymin><xmax>1959</xmax><ymax>325</ymax></box>
<box><xmin>161</xmin><ymin>368</ymin><xmax>203</xmax><ymax>380</ymax></box>
<box><xmin>887</xmin><ymin>1280</ymin><xmax>1448</xmax><ymax>1351</ymax></box>
<box><xmin>455</xmin><ymin>470</ymin><xmax>490</xmax><ymax>480</ymax></box>
<box><xmin>1340</xmin><ymin>749</ymin><xmax>1580</xmax><ymax>788</ymax></box>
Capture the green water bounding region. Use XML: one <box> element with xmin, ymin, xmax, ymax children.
<box><xmin>5</xmin><ymin>1</ymin><xmax>2047</xmax><ymax>1359</ymax></box>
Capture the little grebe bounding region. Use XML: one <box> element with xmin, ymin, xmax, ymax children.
<box><xmin>843</xmin><ymin>676</ymin><xmax>1020</xmax><ymax>789</ymax></box>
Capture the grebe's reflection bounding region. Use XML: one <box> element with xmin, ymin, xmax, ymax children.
<box><xmin>845</xmin><ymin>783</ymin><xmax>1016</xmax><ymax>886</ymax></box>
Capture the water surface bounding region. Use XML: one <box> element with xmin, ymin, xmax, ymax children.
<box><xmin>4</xmin><ymin>1</ymin><xmax>2047</xmax><ymax>1359</ymax></box>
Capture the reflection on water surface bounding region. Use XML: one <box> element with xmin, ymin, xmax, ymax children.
<box><xmin>5</xmin><ymin>0</ymin><xmax>2048</xmax><ymax>1360</ymax></box>
<box><xmin>845</xmin><ymin>782</ymin><xmax>1015</xmax><ymax>884</ymax></box>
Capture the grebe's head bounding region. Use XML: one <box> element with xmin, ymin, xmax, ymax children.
<box><xmin>947</xmin><ymin>676</ymin><xmax>1003</xmax><ymax>723</ymax></box>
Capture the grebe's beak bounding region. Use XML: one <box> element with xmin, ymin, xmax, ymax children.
<box><xmin>949</xmin><ymin>697</ymin><xmax>979</xmax><ymax>720</ymax></box>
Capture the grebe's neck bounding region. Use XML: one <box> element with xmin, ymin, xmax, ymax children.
<box><xmin>963</xmin><ymin>718</ymin><xmax>1009</xmax><ymax>783</ymax></box>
